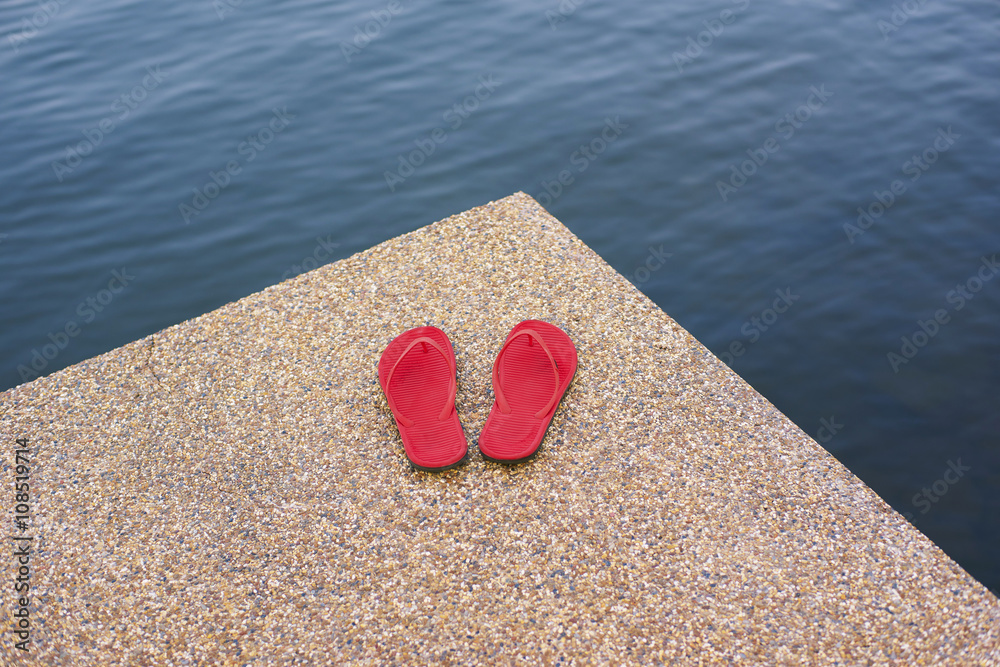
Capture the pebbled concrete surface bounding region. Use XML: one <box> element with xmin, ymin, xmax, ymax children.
<box><xmin>2</xmin><ymin>192</ymin><xmax>998</xmax><ymax>665</ymax></box>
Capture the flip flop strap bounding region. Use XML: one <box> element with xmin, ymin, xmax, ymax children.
<box><xmin>492</xmin><ymin>328</ymin><xmax>560</xmax><ymax>419</ymax></box>
<box><xmin>385</xmin><ymin>336</ymin><xmax>456</xmax><ymax>428</ymax></box>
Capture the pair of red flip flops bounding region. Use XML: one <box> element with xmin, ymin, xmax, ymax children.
<box><xmin>377</xmin><ymin>320</ymin><xmax>578</xmax><ymax>471</ymax></box>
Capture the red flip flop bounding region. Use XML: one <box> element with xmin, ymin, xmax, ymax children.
<box><xmin>378</xmin><ymin>326</ymin><xmax>468</xmax><ymax>471</ymax></box>
<box><xmin>478</xmin><ymin>320</ymin><xmax>578</xmax><ymax>463</ymax></box>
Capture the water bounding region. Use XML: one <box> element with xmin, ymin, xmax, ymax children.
<box><xmin>2</xmin><ymin>0</ymin><xmax>997</xmax><ymax>591</ymax></box>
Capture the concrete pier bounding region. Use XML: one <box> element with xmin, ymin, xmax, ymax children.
<box><xmin>2</xmin><ymin>192</ymin><xmax>998</xmax><ymax>664</ymax></box>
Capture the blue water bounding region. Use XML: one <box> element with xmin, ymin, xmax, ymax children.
<box><xmin>2</xmin><ymin>0</ymin><xmax>998</xmax><ymax>591</ymax></box>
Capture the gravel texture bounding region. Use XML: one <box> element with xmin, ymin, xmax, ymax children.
<box><xmin>2</xmin><ymin>192</ymin><xmax>998</xmax><ymax>665</ymax></box>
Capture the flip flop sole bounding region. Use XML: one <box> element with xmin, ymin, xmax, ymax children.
<box><xmin>479</xmin><ymin>320</ymin><xmax>577</xmax><ymax>463</ymax></box>
<box><xmin>479</xmin><ymin>361</ymin><xmax>576</xmax><ymax>465</ymax></box>
<box><xmin>378</xmin><ymin>326</ymin><xmax>468</xmax><ymax>470</ymax></box>
<box><xmin>411</xmin><ymin>450</ymin><xmax>470</xmax><ymax>473</ymax></box>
